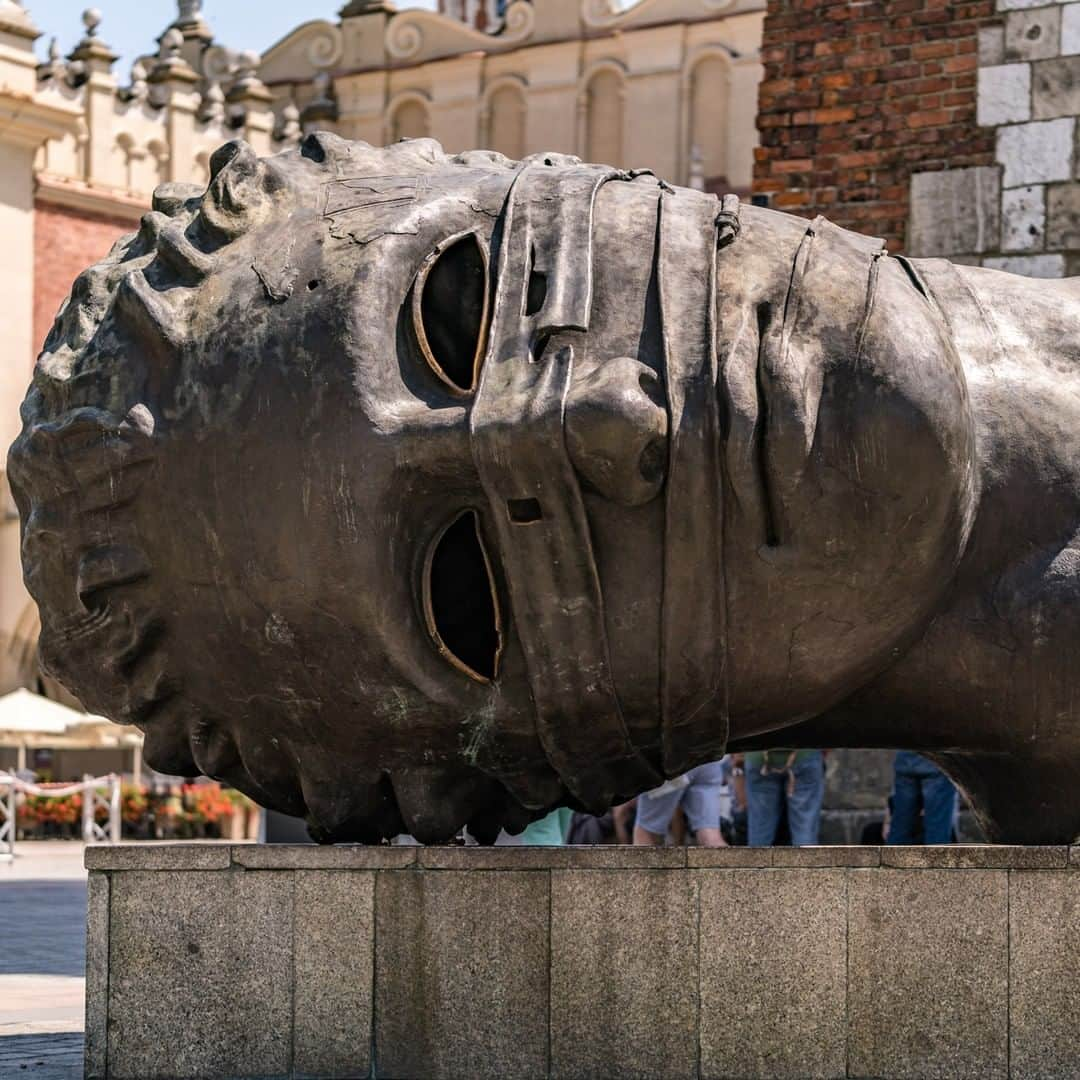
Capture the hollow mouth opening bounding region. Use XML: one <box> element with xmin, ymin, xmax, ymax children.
<box><xmin>423</xmin><ymin>510</ymin><xmax>502</xmax><ymax>682</ymax></box>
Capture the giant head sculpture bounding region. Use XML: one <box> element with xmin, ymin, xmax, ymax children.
<box><xmin>18</xmin><ymin>133</ymin><xmax>1069</xmax><ymax>844</ymax></box>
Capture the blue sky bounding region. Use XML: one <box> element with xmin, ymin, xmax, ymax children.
<box><xmin>26</xmin><ymin>1</ymin><xmax>437</xmax><ymax>69</ymax></box>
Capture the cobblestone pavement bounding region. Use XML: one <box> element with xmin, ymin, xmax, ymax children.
<box><xmin>0</xmin><ymin>843</ymin><xmax>87</xmax><ymax>1079</ymax></box>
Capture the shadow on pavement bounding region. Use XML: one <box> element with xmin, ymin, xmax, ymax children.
<box><xmin>0</xmin><ymin>881</ymin><xmax>87</xmax><ymax>977</ymax></box>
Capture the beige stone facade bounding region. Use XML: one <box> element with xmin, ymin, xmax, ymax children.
<box><xmin>264</xmin><ymin>0</ymin><xmax>765</xmax><ymax>193</ymax></box>
<box><xmin>0</xmin><ymin>0</ymin><xmax>763</xmax><ymax>699</ymax></box>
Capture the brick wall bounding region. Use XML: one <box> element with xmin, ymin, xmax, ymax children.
<box><xmin>754</xmin><ymin>0</ymin><xmax>1000</xmax><ymax>251</ymax></box>
<box><xmin>33</xmin><ymin>201</ymin><xmax>136</xmax><ymax>359</ymax></box>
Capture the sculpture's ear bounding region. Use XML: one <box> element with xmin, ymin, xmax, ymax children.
<box><xmin>412</xmin><ymin>232</ymin><xmax>489</xmax><ymax>395</ymax></box>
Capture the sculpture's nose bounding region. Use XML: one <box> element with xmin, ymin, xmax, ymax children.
<box><xmin>565</xmin><ymin>356</ymin><xmax>668</xmax><ymax>507</ymax></box>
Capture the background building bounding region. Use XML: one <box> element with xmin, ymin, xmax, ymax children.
<box><xmin>754</xmin><ymin>0</ymin><xmax>1080</xmax><ymax>276</ymax></box>
<box><xmin>0</xmin><ymin>0</ymin><xmax>765</xmax><ymax>700</ymax></box>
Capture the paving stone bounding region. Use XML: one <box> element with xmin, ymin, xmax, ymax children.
<box><xmin>1046</xmin><ymin>180</ymin><xmax>1080</xmax><ymax>247</ymax></box>
<box><xmin>699</xmin><ymin>868</ymin><xmax>846</xmax><ymax>1078</ymax></box>
<box><xmin>1034</xmin><ymin>55</ymin><xmax>1080</xmax><ymax>118</ymax></box>
<box><xmin>418</xmin><ymin>844</ymin><xmax>686</xmax><ymax>869</ymax></box>
<box><xmin>848</xmin><ymin>868</ymin><xmax>1008</xmax><ymax>1078</ymax></box>
<box><xmin>293</xmin><ymin>870</ymin><xmax>373</xmax><ymax>1079</ymax></box>
<box><xmin>108</xmin><ymin>869</ymin><xmax>293</xmax><ymax>1079</ymax></box>
<box><xmin>998</xmin><ymin>118</ymin><xmax>1075</xmax><ymax>186</ymax></box>
<box><xmin>375</xmin><ymin>869</ymin><xmax>549</xmax><ymax>1078</ymax></box>
<box><xmin>979</xmin><ymin>25</ymin><xmax>1007</xmax><ymax>64</ymax></box>
<box><xmin>908</xmin><ymin>166</ymin><xmax>1001</xmax><ymax>257</ymax></box>
<box><xmin>881</xmin><ymin>843</ymin><xmax>1068</xmax><ymax>868</ymax></box>
<box><xmin>978</xmin><ymin>63</ymin><xmax>1032</xmax><ymax>126</ymax></box>
<box><xmin>1006</xmin><ymin>6</ymin><xmax>1062</xmax><ymax>60</ymax></box>
<box><xmin>232</xmin><ymin>842</ymin><xmax>415</xmax><ymax>869</ymax></box>
<box><xmin>1009</xmin><ymin>870</ymin><xmax>1080</xmax><ymax>1077</ymax></box>
<box><xmin>84</xmin><ymin>872</ymin><xmax>108</xmax><ymax>1080</ymax></box>
<box><xmin>551</xmin><ymin>869</ymin><xmax>697</xmax><ymax>1079</ymax></box>
<box><xmin>1062</xmin><ymin>0</ymin><xmax>1080</xmax><ymax>54</ymax></box>
<box><xmin>983</xmin><ymin>252</ymin><xmax>1066</xmax><ymax>275</ymax></box>
<box><xmin>1001</xmin><ymin>184</ymin><xmax>1046</xmax><ymax>250</ymax></box>
<box><xmin>85</xmin><ymin>842</ymin><xmax>230</xmax><ymax>871</ymax></box>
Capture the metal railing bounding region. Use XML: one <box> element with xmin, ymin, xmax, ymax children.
<box><xmin>0</xmin><ymin>773</ymin><xmax>14</xmax><ymax>859</ymax></box>
<box><xmin>0</xmin><ymin>772</ymin><xmax>121</xmax><ymax>857</ymax></box>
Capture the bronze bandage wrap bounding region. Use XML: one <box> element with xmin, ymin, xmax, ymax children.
<box><xmin>658</xmin><ymin>187</ymin><xmax>729</xmax><ymax>774</ymax></box>
<box><xmin>472</xmin><ymin>163</ymin><xmax>738</xmax><ymax>805</ymax></box>
<box><xmin>470</xmin><ymin>164</ymin><xmax>662</xmax><ymax>811</ymax></box>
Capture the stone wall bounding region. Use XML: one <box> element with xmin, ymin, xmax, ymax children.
<box><xmin>963</xmin><ymin>0</ymin><xmax>1080</xmax><ymax>274</ymax></box>
<box><xmin>754</xmin><ymin>0</ymin><xmax>997</xmax><ymax>249</ymax></box>
<box><xmin>86</xmin><ymin>843</ymin><xmax>1080</xmax><ymax>1078</ymax></box>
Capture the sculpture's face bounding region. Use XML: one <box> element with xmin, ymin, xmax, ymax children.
<box><xmin>9</xmin><ymin>135</ymin><xmax>976</xmax><ymax>842</ymax></box>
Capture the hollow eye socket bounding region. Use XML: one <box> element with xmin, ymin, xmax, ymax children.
<box><xmin>423</xmin><ymin>510</ymin><xmax>502</xmax><ymax>683</ymax></box>
<box><xmin>413</xmin><ymin>233</ymin><xmax>489</xmax><ymax>396</ymax></box>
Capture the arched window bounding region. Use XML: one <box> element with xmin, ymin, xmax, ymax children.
<box><xmin>585</xmin><ymin>68</ymin><xmax>623</xmax><ymax>167</ymax></box>
<box><xmin>487</xmin><ymin>83</ymin><xmax>525</xmax><ymax>161</ymax></box>
<box><xmin>689</xmin><ymin>55</ymin><xmax>730</xmax><ymax>191</ymax></box>
<box><xmin>391</xmin><ymin>99</ymin><xmax>430</xmax><ymax>142</ymax></box>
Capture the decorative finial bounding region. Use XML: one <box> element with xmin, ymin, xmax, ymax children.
<box><xmin>198</xmin><ymin>77</ymin><xmax>226</xmax><ymax>123</ymax></box>
<box><xmin>82</xmin><ymin>8</ymin><xmax>101</xmax><ymax>37</ymax></box>
<box><xmin>226</xmin><ymin>50</ymin><xmax>265</xmax><ymax>98</ymax></box>
<box><xmin>276</xmin><ymin>98</ymin><xmax>301</xmax><ymax>144</ymax></box>
<box><xmin>37</xmin><ymin>35</ymin><xmax>68</xmax><ymax>82</ymax></box>
<box><xmin>68</xmin><ymin>6</ymin><xmax>116</xmax><ymax>70</ymax></box>
<box><xmin>171</xmin><ymin>0</ymin><xmax>212</xmax><ymax>45</ymax></box>
<box><xmin>147</xmin><ymin>24</ymin><xmax>198</xmax><ymax>98</ymax></box>
<box><xmin>122</xmin><ymin>58</ymin><xmax>148</xmax><ymax>102</ymax></box>
<box><xmin>159</xmin><ymin>27</ymin><xmax>184</xmax><ymax>60</ymax></box>
<box><xmin>301</xmin><ymin>71</ymin><xmax>338</xmax><ymax>130</ymax></box>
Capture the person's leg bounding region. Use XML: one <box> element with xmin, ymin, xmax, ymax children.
<box><xmin>745</xmin><ymin>766</ymin><xmax>783</xmax><ymax>846</ymax></box>
<box><xmin>785</xmin><ymin>752</ymin><xmax>825</xmax><ymax>846</ymax></box>
<box><xmin>682</xmin><ymin>762</ymin><xmax>727</xmax><ymax>847</ymax></box>
<box><xmin>633</xmin><ymin>782</ymin><xmax>682</xmax><ymax>845</ymax></box>
<box><xmin>887</xmin><ymin>763</ymin><xmax>921</xmax><ymax>845</ymax></box>
<box><xmin>920</xmin><ymin>769</ymin><xmax>959</xmax><ymax>843</ymax></box>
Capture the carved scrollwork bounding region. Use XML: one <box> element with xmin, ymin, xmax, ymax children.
<box><xmin>386</xmin><ymin>17</ymin><xmax>423</xmax><ymax>60</ymax></box>
<box><xmin>385</xmin><ymin>0</ymin><xmax>535</xmax><ymax>62</ymax></box>
<box><xmin>306</xmin><ymin>23</ymin><xmax>344</xmax><ymax>70</ymax></box>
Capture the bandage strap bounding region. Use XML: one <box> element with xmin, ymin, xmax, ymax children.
<box><xmin>470</xmin><ymin>164</ymin><xmax>661</xmax><ymax>811</ymax></box>
<box><xmin>658</xmin><ymin>187</ymin><xmax>730</xmax><ymax>774</ymax></box>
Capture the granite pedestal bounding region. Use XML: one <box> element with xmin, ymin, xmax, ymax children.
<box><xmin>85</xmin><ymin>844</ymin><xmax>1080</xmax><ymax>1079</ymax></box>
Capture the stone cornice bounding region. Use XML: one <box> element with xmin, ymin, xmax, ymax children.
<box><xmin>0</xmin><ymin>88</ymin><xmax>81</xmax><ymax>149</ymax></box>
<box><xmin>0</xmin><ymin>1</ymin><xmax>39</xmax><ymax>41</ymax></box>
<box><xmin>34</xmin><ymin>173</ymin><xmax>148</xmax><ymax>223</ymax></box>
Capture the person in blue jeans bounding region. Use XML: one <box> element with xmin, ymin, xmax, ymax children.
<box><xmin>744</xmin><ymin>749</ymin><xmax>825</xmax><ymax>846</ymax></box>
<box><xmin>887</xmin><ymin>751</ymin><xmax>958</xmax><ymax>844</ymax></box>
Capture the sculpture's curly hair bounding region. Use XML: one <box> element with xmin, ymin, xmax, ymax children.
<box><xmin>7</xmin><ymin>133</ymin><xmax>554</xmax><ymax>841</ymax></box>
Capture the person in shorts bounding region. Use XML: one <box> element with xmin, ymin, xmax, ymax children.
<box><xmin>632</xmin><ymin>761</ymin><xmax>727</xmax><ymax>847</ymax></box>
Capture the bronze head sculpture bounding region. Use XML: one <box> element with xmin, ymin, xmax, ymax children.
<box><xmin>10</xmin><ymin>133</ymin><xmax>1080</xmax><ymax>844</ymax></box>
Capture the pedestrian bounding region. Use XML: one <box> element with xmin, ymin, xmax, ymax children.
<box><xmin>632</xmin><ymin>761</ymin><xmax>727</xmax><ymax>847</ymax></box>
<box><xmin>744</xmin><ymin>749</ymin><xmax>825</xmax><ymax>846</ymax></box>
<box><xmin>887</xmin><ymin>751</ymin><xmax>958</xmax><ymax>844</ymax></box>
